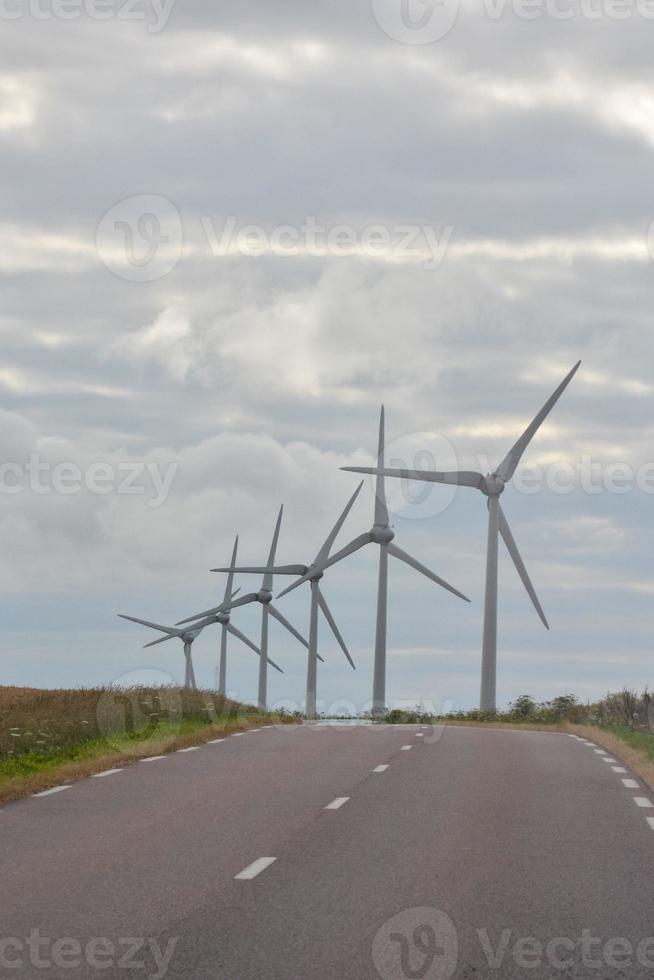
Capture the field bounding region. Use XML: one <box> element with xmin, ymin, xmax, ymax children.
<box><xmin>0</xmin><ymin>685</ymin><xmax>297</xmax><ymax>804</ymax></box>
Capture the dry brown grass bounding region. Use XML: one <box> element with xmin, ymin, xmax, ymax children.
<box><xmin>563</xmin><ymin>722</ymin><xmax>654</xmax><ymax>792</ymax></box>
<box><xmin>440</xmin><ymin>719</ymin><xmax>564</xmax><ymax>733</ymax></box>
<box><xmin>0</xmin><ymin>685</ymin><xmax>298</xmax><ymax>807</ymax></box>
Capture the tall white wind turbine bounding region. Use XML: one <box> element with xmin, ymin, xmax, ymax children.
<box><xmin>342</xmin><ymin>363</ymin><xmax>581</xmax><ymax>712</ymax></box>
<box><xmin>177</xmin><ymin>507</ymin><xmax>308</xmax><ymax>710</ymax></box>
<box><xmin>281</xmin><ymin>407</ymin><xmax>469</xmax><ymax>716</ymax></box>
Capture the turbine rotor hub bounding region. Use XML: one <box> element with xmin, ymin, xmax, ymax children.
<box><xmin>481</xmin><ymin>475</ymin><xmax>505</xmax><ymax>496</ymax></box>
<box><xmin>371</xmin><ymin>525</ymin><xmax>394</xmax><ymax>545</ymax></box>
<box><xmin>257</xmin><ymin>589</ymin><xmax>273</xmax><ymax>604</ymax></box>
<box><xmin>217</xmin><ymin>612</ymin><xmax>230</xmax><ymax>625</ymax></box>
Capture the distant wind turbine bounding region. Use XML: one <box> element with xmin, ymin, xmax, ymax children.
<box><xmin>117</xmin><ymin>585</ymin><xmax>230</xmax><ymax>689</ymax></box>
<box><xmin>217</xmin><ymin>488</ymin><xmax>365</xmax><ymax>718</ymax></box>
<box><xmin>281</xmin><ymin>407</ymin><xmax>470</xmax><ymax>716</ymax></box>
<box><xmin>207</xmin><ymin>535</ymin><xmax>268</xmax><ymax>695</ymax></box>
<box><xmin>342</xmin><ymin>363</ymin><xmax>581</xmax><ymax>712</ymax></box>
<box><xmin>177</xmin><ymin>506</ymin><xmax>308</xmax><ymax>710</ymax></box>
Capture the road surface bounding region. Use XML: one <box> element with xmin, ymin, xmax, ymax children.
<box><xmin>1</xmin><ymin>723</ymin><xmax>654</xmax><ymax>978</ymax></box>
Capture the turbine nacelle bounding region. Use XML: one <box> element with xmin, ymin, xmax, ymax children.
<box><xmin>481</xmin><ymin>475</ymin><xmax>505</xmax><ymax>497</ymax></box>
<box><xmin>370</xmin><ymin>525</ymin><xmax>395</xmax><ymax>545</ymax></box>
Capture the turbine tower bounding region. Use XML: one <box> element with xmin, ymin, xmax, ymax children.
<box><xmin>211</xmin><ymin>535</ymin><xmax>266</xmax><ymax>696</ymax></box>
<box><xmin>177</xmin><ymin>506</ymin><xmax>308</xmax><ymax>710</ymax></box>
<box><xmin>282</xmin><ymin>407</ymin><xmax>470</xmax><ymax>716</ymax></box>
<box><xmin>218</xmin><ymin>487</ymin><xmax>364</xmax><ymax>718</ymax></box>
<box><xmin>342</xmin><ymin>363</ymin><xmax>581</xmax><ymax>712</ymax></box>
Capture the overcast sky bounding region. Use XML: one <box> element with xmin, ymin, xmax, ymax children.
<box><xmin>1</xmin><ymin>0</ymin><xmax>653</xmax><ymax>711</ymax></box>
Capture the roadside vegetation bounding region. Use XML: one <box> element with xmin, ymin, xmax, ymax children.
<box><xmin>382</xmin><ymin>689</ymin><xmax>654</xmax><ymax>790</ymax></box>
<box><xmin>0</xmin><ymin>685</ymin><xmax>299</xmax><ymax>805</ymax></box>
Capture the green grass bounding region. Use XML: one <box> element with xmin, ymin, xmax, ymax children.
<box><xmin>0</xmin><ymin>685</ymin><xmax>299</xmax><ymax>804</ymax></box>
<box><xmin>597</xmin><ymin>725</ymin><xmax>654</xmax><ymax>761</ymax></box>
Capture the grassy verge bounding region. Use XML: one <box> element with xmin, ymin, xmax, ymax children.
<box><xmin>0</xmin><ymin>685</ymin><xmax>298</xmax><ymax>806</ymax></box>
<box><xmin>562</xmin><ymin>722</ymin><xmax>654</xmax><ymax>792</ymax></box>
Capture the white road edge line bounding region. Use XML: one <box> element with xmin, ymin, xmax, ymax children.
<box><xmin>235</xmin><ymin>857</ymin><xmax>277</xmax><ymax>880</ymax></box>
<box><xmin>92</xmin><ymin>769</ymin><xmax>123</xmax><ymax>778</ymax></box>
<box><xmin>633</xmin><ymin>797</ymin><xmax>654</xmax><ymax>808</ymax></box>
<box><xmin>622</xmin><ymin>779</ymin><xmax>640</xmax><ymax>789</ymax></box>
<box><xmin>177</xmin><ymin>747</ymin><xmax>200</xmax><ymax>753</ymax></box>
<box><xmin>594</xmin><ymin>749</ymin><xmax>608</xmax><ymax>755</ymax></box>
<box><xmin>601</xmin><ymin>757</ymin><xmax>618</xmax><ymax>763</ymax></box>
<box><xmin>612</xmin><ymin>767</ymin><xmax>628</xmax><ymax>773</ymax></box>
<box><xmin>325</xmin><ymin>797</ymin><xmax>350</xmax><ymax>810</ymax></box>
<box><xmin>232</xmin><ymin>733</ymin><xmax>246</xmax><ymax>738</ymax></box>
<box><xmin>373</xmin><ymin>765</ymin><xmax>389</xmax><ymax>773</ymax></box>
<box><xmin>140</xmin><ymin>755</ymin><xmax>166</xmax><ymax>763</ymax></box>
<box><xmin>647</xmin><ymin>817</ymin><xmax>654</xmax><ymax>830</ymax></box>
<box><xmin>415</xmin><ymin>734</ymin><xmax>424</xmax><ymax>738</ymax></box>
<box><xmin>208</xmin><ymin>739</ymin><xmax>225</xmax><ymax>744</ymax></box>
<box><xmin>33</xmin><ymin>786</ymin><xmax>71</xmax><ymax>797</ymax></box>
<box><xmin>401</xmin><ymin>745</ymin><xmax>412</xmax><ymax>751</ymax></box>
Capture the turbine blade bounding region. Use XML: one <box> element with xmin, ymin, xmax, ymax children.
<box><xmin>317</xmin><ymin>587</ymin><xmax>356</xmax><ymax>670</ymax></box>
<box><xmin>223</xmin><ymin>535</ymin><xmax>239</xmax><ymax>604</ymax></box>
<box><xmin>225</xmin><ymin>623</ymin><xmax>261</xmax><ymax>657</ymax></box>
<box><xmin>268</xmin><ymin>604</ymin><xmax>310</xmax><ymax>649</ymax></box>
<box><xmin>497</xmin><ymin>504</ymin><xmax>549</xmax><ymax>629</ymax></box>
<box><xmin>263</xmin><ymin>505</ymin><xmax>284</xmax><ymax>591</ymax></box>
<box><xmin>316</xmin><ymin>482</ymin><xmax>364</xmax><ymax>562</ymax></box>
<box><xmin>387</xmin><ymin>543</ymin><xmax>470</xmax><ymax>602</ymax></box>
<box><xmin>495</xmin><ymin>361</ymin><xmax>581</xmax><ymax>482</ymax></box>
<box><xmin>277</xmin><ymin>533</ymin><xmax>372</xmax><ymax>598</ymax></box>
<box><xmin>118</xmin><ymin>614</ymin><xmax>178</xmax><ymax>635</ymax></box>
<box><xmin>212</xmin><ymin>565</ymin><xmax>308</xmax><ymax>576</ymax></box>
<box><xmin>374</xmin><ymin>405</ymin><xmax>390</xmax><ymax>527</ymax></box>
<box><xmin>341</xmin><ymin>466</ymin><xmax>484</xmax><ymax>488</ymax></box>
<box><xmin>175</xmin><ymin>593</ymin><xmax>257</xmax><ymax>625</ymax></box>
<box><xmin>143</xmin><ymin>633</ymin><xmax>178</xmax><ymax>648</ymax></box>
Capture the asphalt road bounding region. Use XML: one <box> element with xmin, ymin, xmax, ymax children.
<box><xmin>2</xmin><ymin>723</ymin><xmax>654</xmax><ymax>979</ymax></box>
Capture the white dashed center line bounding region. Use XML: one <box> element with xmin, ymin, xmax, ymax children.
<box><xmin>633</xmin><ymin>797</ymin><xmax>653</xmax><ymax>808</ymax></box>
<box><xmin>622</xmin><ymin>779</ymin><xmax>640</xmax><ymax>789</ymax></box>
<box><xmin>325</xmin><ymin>797</ymin><xmax>349</xmax><ymax>810</ymax></box>
<box><xmin>33</xmin><ymin>786</ymin><xmax>71</xmax><ymax>798</ymax></box>
<box><xmin>140</xmin><ymin>755</ymin><xmax>166</xmax><ymax>763</ymax></box>
<box><xmin>235</xmin><ymin>857</ymin><xmax>277</xmax><ymax>880</ymax></box>
<box><xmin>92</xmin><ymin>769</ymin><xmax>123</xmax><ymax>778</ymax></box>
<box><xmin>401</xmin><ymin>745</ymin><xmax>412</xmax><ymax>751</ymax></box>
<box><xmin>373</xmin><ymin>765</ymin><xmax>389</xmax><ymax>773</ymax></box>
<box><xmin>415</xmin><ymin>734</ymin><xmax>424</xmax><ymax>738</ymax></box>
<box><xmin>647</xmin><ymin>818</ymin><xmax>654</xmax><ymax>831</ymax></box>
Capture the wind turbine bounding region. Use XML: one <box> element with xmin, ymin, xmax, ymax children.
<box><xmin>119</xmin><ymin>593</ymin><xmax>283</xmax><ymax>692</ymax></box>
<box><xmin>280</xmin><ymin>407</ymin><xmax>470</xmax><ymax>717</ymax></box>
<box><xmin>177</xmin><ymin>506</ymin><xmax>308</xmax><ymax>710</ymax></box>
<box><xmin>217</xmin><ymin>487</ymin><xmax>365</xmax><ymax>718</ymax></box>
<box><xmin>210</xmin><ymin>535</ymin><xmax>268</xmax><ymax>696</ymax></box>
<box><xmin>342</xmin><ymin>362</ymin><xmax>581</xmax><ymax>712</ymax></box>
